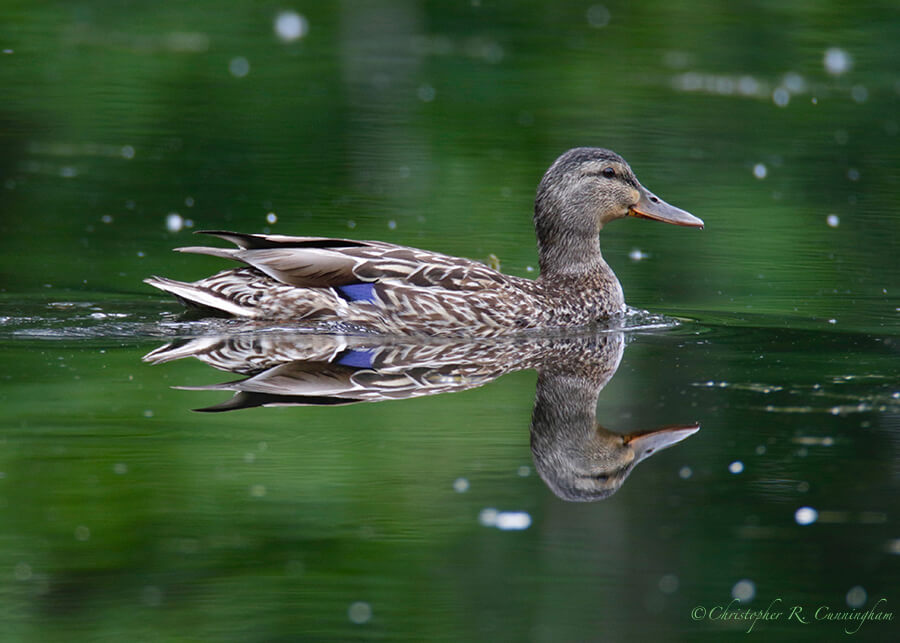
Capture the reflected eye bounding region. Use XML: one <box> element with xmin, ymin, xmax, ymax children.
<box><xmin>602</xmin><ymin>167</ymin><xmax>616</xmax><ymax>179</ymax></box>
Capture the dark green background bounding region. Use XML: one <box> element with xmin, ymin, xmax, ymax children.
<box><xmin>1</xmin><ymin>1</ymin><xmax>897</xmax><ymax>641</ymax></box>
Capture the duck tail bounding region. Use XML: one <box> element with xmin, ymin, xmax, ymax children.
<box><xmin>144</xmin><ymin>276</ymin><xmax>255</xmax><ymax>317</ymax></box>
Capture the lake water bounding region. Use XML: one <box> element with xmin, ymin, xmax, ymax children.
<box><xmin>1</xmin><ymin>2</ymin><xmax>898</xmax><ymax>641</ymax></box>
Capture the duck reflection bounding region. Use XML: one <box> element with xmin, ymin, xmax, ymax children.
<box><xmin>144</xmin><ymin>332</ymin><xmax>697</xmax><ymax>502</ymax></box>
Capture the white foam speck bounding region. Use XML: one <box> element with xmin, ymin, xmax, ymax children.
<box><xmin>417</xmin><ymin>84</ymin><xmax>436</xmax><ymax>102</ymax></box>
<box><xmin>266</xmin><ymin>212</ymin><xmax>277</xmax><ymax>224</ymax></box>
<box><xmin>795</xmin><ymin>506</ymin><xmax>818</xmax><ymax>525</ymax></box>
<box><xmin>826</xmin><ymin>214</ymin><xmax>840</xmax><ymax>228</ymax></box>
<box><xmin>453</xmin><ymin>477</ymin><xmax>469</xmax><ymax>493</ymax></box>
<box><xmin>824</xmin><ymin>48</ymin><xmax>852</xmax><ymax>75</ymax></box>
<box><xmin>348</xmin><ymin>601</ymin><xmax>372</xmax><ymax>624</ymax></box>
<box><xmin>166</xmin><ymin>212</ymin><xmax>184</xmax><ymax>232</ymax></box>
<box><xmin>229</xmin><ymin>57</ymin><xmax>250</xmax><ymax>78</ymax></box>
<box><xmin>495</xmin><ymin>511</ymin><xmax>531</xmax><ymax>531</ymax></box>
<box><xmin>274</xmin><ymin>11</ymin><xmax>308</xmax><ymax>42</ymax></box>
<box><xmin>586</xmin><ymin>4</ymin><xmax>610</xmax><ymax>28</ymax></box>
<box><xmin>846</xmin><ymin>586</ymin><xmax>867</xmax><ymax>608</ymax></box>
<box><xmin>728</xmin><ymin>461</ymin><xmax>744</xmax><ymax>474</ymax></box>
<box><xmin>732</xmin><ymin>579</ymin><xmax>756</xmax><ymax>601</ymax></box>
<box><xmin>753</xmin><ymin>163</ymin><xmax>767</xmax><ymax>179</ymax></box>
<box><xmin>772</xmin><ymin>87</ymin><xmax>790</xmax><ymax>107</ymax></box>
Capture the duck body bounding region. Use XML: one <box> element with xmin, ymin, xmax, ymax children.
<box><xmin>146</xmin><ymin>148</ymin><xmax>702</xmax><ymax>337</ymax></box>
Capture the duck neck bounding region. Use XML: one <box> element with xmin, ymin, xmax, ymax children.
<box><xmin>536</xmin><ymin>232</ymin><xmax>608</xmax><ymax>280</ymax></box>
<box><xmin>534</xmin><ymin>199</ymin><xmax>610</xmax><ymax>280</ymax></box>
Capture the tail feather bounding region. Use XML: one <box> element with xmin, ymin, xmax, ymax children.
<box><xmin>173</xmin><ymin>246</ymin><xmax>242</xmax><ymax>261</ymax></box>
<box><xmin>144</xmin><ymin>276</ymin><xmax>255</xmax><ymax>317</ymax></box>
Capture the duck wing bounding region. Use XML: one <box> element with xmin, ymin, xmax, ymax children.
<box><xmin>175</xmin><ymin>230</ymin><xmax>511</xmax><ymax>292</ymax></box>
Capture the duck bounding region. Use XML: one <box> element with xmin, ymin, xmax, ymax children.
<box><xmin>145</xmin><ymin>147</ymin><xmax>703</xmax><ymax>336</ymax></box>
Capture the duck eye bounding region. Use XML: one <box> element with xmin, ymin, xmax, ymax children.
<box><xmin>602</xmin><ymin>167</ymin><xmax>616</xmax><ymax>179</ymax></box>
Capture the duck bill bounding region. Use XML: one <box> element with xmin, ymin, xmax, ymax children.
<box><xmin>624</xmin><ymin>423</ymin><xmax>700</xmax><ymax>464</ymax></box>
<box><xmin>630</xmin><ymin>186</ymin><xmax>704</xmax><ymax>228</ymax></box>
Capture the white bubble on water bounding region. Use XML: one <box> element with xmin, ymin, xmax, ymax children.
<box><xmin>274</xmin><ymin>11</ymin><xmax>308</xmax><ymax>42</ymax></box>
<box><xmin>166</xmin><ymin>212</ymin><xmax>184</xmax><ymax>232</ymax></box>
<box><xmin>772</xmin><ymin>87</ymin><xmax>790</xmax><ymax>107</ymax></box>
<box><xmin>753</xmin><ymin>163</ymin><xmax>767</xmax><ymax>179</ymax></box>
<box><xmin>348</xmin><ymin>601</ymin><xmax>372</xmax><ymax>624</ymax></box>
<box><xmin>846</xmin><ymin>586</ymin><xmax>867</xmax><ymax>608</ymax></box>
<box><xmin>824</xmin><ymin>48</ymin><xmax>851</xmax><ymax>75</ymax></box>
<box><xmin>732</xmin><ymin>579</ymin><xmax>756</xmax><ymax>601</ymax></box>
<box><xmin>229</xmin><ymin>57</ymin><xmax>250</xmax><ymax>78</ymax></box>
<box><xmin>586</xmin><ymin>5</ymin><xmax>610</xmax><ymax>28</ymax></box>
<box><xmin>795</xmin><ymin>506</ymin><xmax>818</xmax><ymax>525</ymax></box>
<box><xmin>453</xmin><ymin>477</ymin><xmax>469</xmax><ymax>493</ymax></box>
<box><xmin>826</xmin><ymin>214</ymin><xmax>840</xmax><ymax>228</ymax></box>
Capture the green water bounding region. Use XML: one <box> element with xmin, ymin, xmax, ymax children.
<box><xmin>1</xmin><ymin>2</ymin><xmax>898</xmax><ymax>641</ymax></box>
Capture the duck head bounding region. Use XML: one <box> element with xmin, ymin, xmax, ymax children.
<box><xmin>534</xmin><ymin>147</ymin><xmax>703</xmax><ymax>276</ymax></box>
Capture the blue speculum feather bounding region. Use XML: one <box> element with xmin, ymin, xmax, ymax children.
<box><xmin>336</xmin><ymin>283</ymin><xmax>377</xmax><ymax>303</ymax></box>
<box><xmin>335</xmin><ymin>348</ymin><xmax>376</xmax><ymax>369</ymax></box>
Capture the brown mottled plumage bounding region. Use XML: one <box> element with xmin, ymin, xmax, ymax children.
<box><xmin>145</xmin><ymin>148</ymin><xmax>703</xmax><ymax>336</ymax></box>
